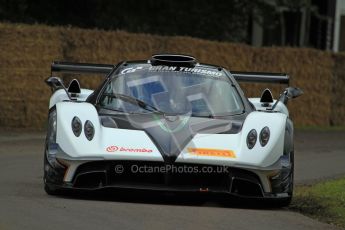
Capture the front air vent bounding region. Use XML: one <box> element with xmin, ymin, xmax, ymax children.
<box><xmin>150</xmin><ymin>54</ymin><xmax>197</xmax><ymax>67</ymax></box>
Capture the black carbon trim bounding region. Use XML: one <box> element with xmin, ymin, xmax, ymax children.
<box><xmin>231</xmin><ymin>71</ymin><xmax>289</xmax><ymax>85</ymax></box>
<box><xmin>51</xmin><ymin>61</ymin><xmax>114</xmax><ymax>74</ymax></box>
<box><xmin>71</xmin><ymin>161</ymin><xmax>264</xmax><ymax>197</ymax></box>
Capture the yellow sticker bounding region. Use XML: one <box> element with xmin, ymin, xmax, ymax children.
<box><xmin>187</xmin><ymin>148</ymin><xmax>236</xmax><ymax>158</ymax></box>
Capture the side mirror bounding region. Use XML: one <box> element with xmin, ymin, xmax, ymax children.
<box><xmin>45</xmin><ymin>76</ymin><xmax>72</xmax><ymax>100</ymax></box>
<box><xmin>45</xmin><ymin>76</ymin><xmax>64</xmax><ymax>91</ymax></box>
<box><xmin>270</xmin><ymin>87</ymin><xmax>303</xmax><ymax>110</ymax></box>
<box><xmin>286</xmin><ymin>87</ymin><xmax>303</xmax><ymax>99</ymax></box>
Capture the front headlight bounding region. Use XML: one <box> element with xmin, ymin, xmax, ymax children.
<box><xmin>84</xmin><ymin>120</ymin><xmax>95</xmax><ymax>141</ymax></box>
<box><xmin>259</xmin><ymin>126</ymin><xmax>270</xmax><ymax>146</ymax></box>
<box><xmin>247</xmin><ymin>129</ymin><xmax>257</xmax><ymax>149</ymax></box>
<box><xmin>71</xmin><ymin>116</ymin><xmax>82</xmax><ymax>137</ymax></box>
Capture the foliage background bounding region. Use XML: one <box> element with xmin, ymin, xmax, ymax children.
<box><xmin>0</xmin><ymin>0</ymin><xmax>291</xmax><ymax>43</ymax></box>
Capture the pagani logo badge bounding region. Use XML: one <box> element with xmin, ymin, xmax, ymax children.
<box><xmin>164</xmin><ymin>114</ymin><xmax>179</xmax><ymax>122</ymax></box>
<box><xmin>106</xmin><ymin>146</ymin><xmax>119</xmax><ymax>152</ymax></box>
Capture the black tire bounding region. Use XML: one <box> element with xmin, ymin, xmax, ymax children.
<box><xmin>272</xmin><ymin>150</ymin><xmax>294</xmax><ymax>207</ymax></box>
<box><xmin>269</xmin><ymin>196</ymin><xmax>292</xmax><ymax>208</ymax></box>
<box><xmin>44</xmin><ymin>183</ymin><xmax>63</xmax><ymax>196</ymax></box>
<box><xmin>288</xmin><ymin>150</ymin><xmax>295</xmax><ymax>196</ymax></box>
<box><xmin>43</xmin><ymin>143</ymin><xmax>64</xmax><ymax>196</ymax></box>
<box><xmin>265</xmin><ymin>149</ymin><xmax>294</xmax><ymax>208</ymax></box>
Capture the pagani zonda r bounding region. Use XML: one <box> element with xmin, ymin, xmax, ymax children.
<box><xmin>44</xmin><ymin>54</ymin><xmax>302</xmax><ymax>206</ymax></box>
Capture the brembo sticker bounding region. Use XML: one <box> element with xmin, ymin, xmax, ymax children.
<box><xmin>187</xmin><ymin>148</ymin><xmax>236</xmax><ymax>158</ymax></box>
<box><xmin>106</xmin><ymin>145</ymin><xmax>153</xmax><ymax>153</ymax></box>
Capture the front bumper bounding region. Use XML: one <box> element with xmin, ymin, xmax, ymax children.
<box><xmin>44</xmin><ymin>143</ymin><xmax>292</xmax><ymax>199</ymax></box>
<box><xmin>45</xmin><ymin>158</ymin><xmax>291</xmax><ymax>199</ymax></box>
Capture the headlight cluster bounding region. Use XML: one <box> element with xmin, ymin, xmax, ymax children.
<box><xmin>71</xmin><ymin>116</ymin><xmax>82</xmax><ymax>137</ymax></box>
<box><xmin>71</xmin><ymin>116</ymin><xmax>95</xmax><ymax>141</ymax></box>
<box><xmin>259</xmin><ymin>126</ymin><xmax>270</xmax><ymax>147</ymax></box>
<box><xmin>246</xmin><ymin>129</ymin><xmax>257</xmax><ymax>149</ymax></box>
<box><xmin>84</xmin><ymin>120</ymin><xmax>95</xmax><ymax>141</ymax></box>
<box><xmin>246</xmin><ymin>127</ymin><xmax>270</xmax><ymax>149</ymax></box>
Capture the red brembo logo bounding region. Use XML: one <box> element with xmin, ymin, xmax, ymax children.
<box><xmin>106</xmin><ymin>145</ymin><xmax>152</xmax><ymax>153</ymax></box>
<box><xmin>106</xmin><ymin>146</ymin><xmax>119</xmax><ymax>152</ymax></box>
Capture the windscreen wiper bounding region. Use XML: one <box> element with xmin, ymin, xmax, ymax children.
<box><xmin>102</xmin><ymin>93</ymin><xmax>165</xmax><ymax>115</ymax></box>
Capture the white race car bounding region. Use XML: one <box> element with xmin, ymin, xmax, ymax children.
<box><xmin>44</xmin><ymin>54</ymin><xmax>302</xmax><ymax>206</ymax></box>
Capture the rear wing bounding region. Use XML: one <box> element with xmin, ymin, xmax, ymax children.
<box><xmin>51</xmin><ymin>61</ymin><xmax>115</xmax><ymax>75</ymax></box>
<box><xmin>51</xmin><ymin>61</ymin><xmax>289</xmax><ymax>85</ymax></box>
<box><xmin>231</xmin><ymin>71</ymin><xmax>289</xmax><ymax>85</ymax></box>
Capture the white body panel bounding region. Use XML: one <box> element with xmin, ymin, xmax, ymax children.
<box><xmin>56</xmin><ymin>102</ymin><xmax>164</xmax><ymax>162</ymax></box>
<box><xmin>54</xmin><ymin>101</ymin><xmax>288</xmax><ymax>186</ymax></box>
<box><xmin>49</xmin><ymin>89</ymin><xmax>94</xmax><ymax>109</ymax></box>
<box><xmin>56</xmin><ymin>102</ymin><xmax>286</xmax><ymax>167</ymax></box>
<box><xmin>176</xmin><ymin>112</ymin><xmax>286</xmax><ymax>168</ymax></box>
<box><xmin>249</xmin><ymin>98</ymin><xmax>289</xmax><ymax>116</ymax></box>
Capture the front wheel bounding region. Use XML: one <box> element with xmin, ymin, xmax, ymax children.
<box><xmin>268</xmin><ymin>196</ymin><xmax>292</xmax><ymax>207</ymax></box>
<box><xmin>44</xmin><ymin>183</ymin><xmax>63</xmax><ymax>196</ymax></box>
<box><xmin>265</xmin><ymin>150</ymin><xmax>294</xmax><ymax>207</ymax></box>
<box><xmin>43</xmin><ymin>144</ymin><xmax>65</xmax><ymax>196</ymax></box>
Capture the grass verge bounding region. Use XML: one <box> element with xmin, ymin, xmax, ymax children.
<box><xmin>290</xmin><ymin>177</ymin><xmax>345</xmax><ymax>228</ymax></box>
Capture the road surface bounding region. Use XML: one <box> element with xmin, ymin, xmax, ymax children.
<box><xmin>0</xmin><ymin>130</ymin><xmax>344</xmax><ymax>230</ymax></box>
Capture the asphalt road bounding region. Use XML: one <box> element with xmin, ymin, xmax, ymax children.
<box><xmin>0</xmin><ymin>130</ymin><xmax>344</xmax><ymax>230</ymax></box>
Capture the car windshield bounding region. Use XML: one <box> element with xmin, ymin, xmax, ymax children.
<box><xmin>98</xmin><ymin>64</ymin><xmax>244</xmax><ymax>116</ymax></box>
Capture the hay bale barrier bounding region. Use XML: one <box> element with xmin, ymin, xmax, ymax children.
<box><xmin>332</xmin><ymin>53</ymin><xmax>345</xmax><ymax>126</ymax></box>
<box><xmin>0</xmin><ymin>22</ymin><xmax>344</xmax><ymax>130</ymax></box>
